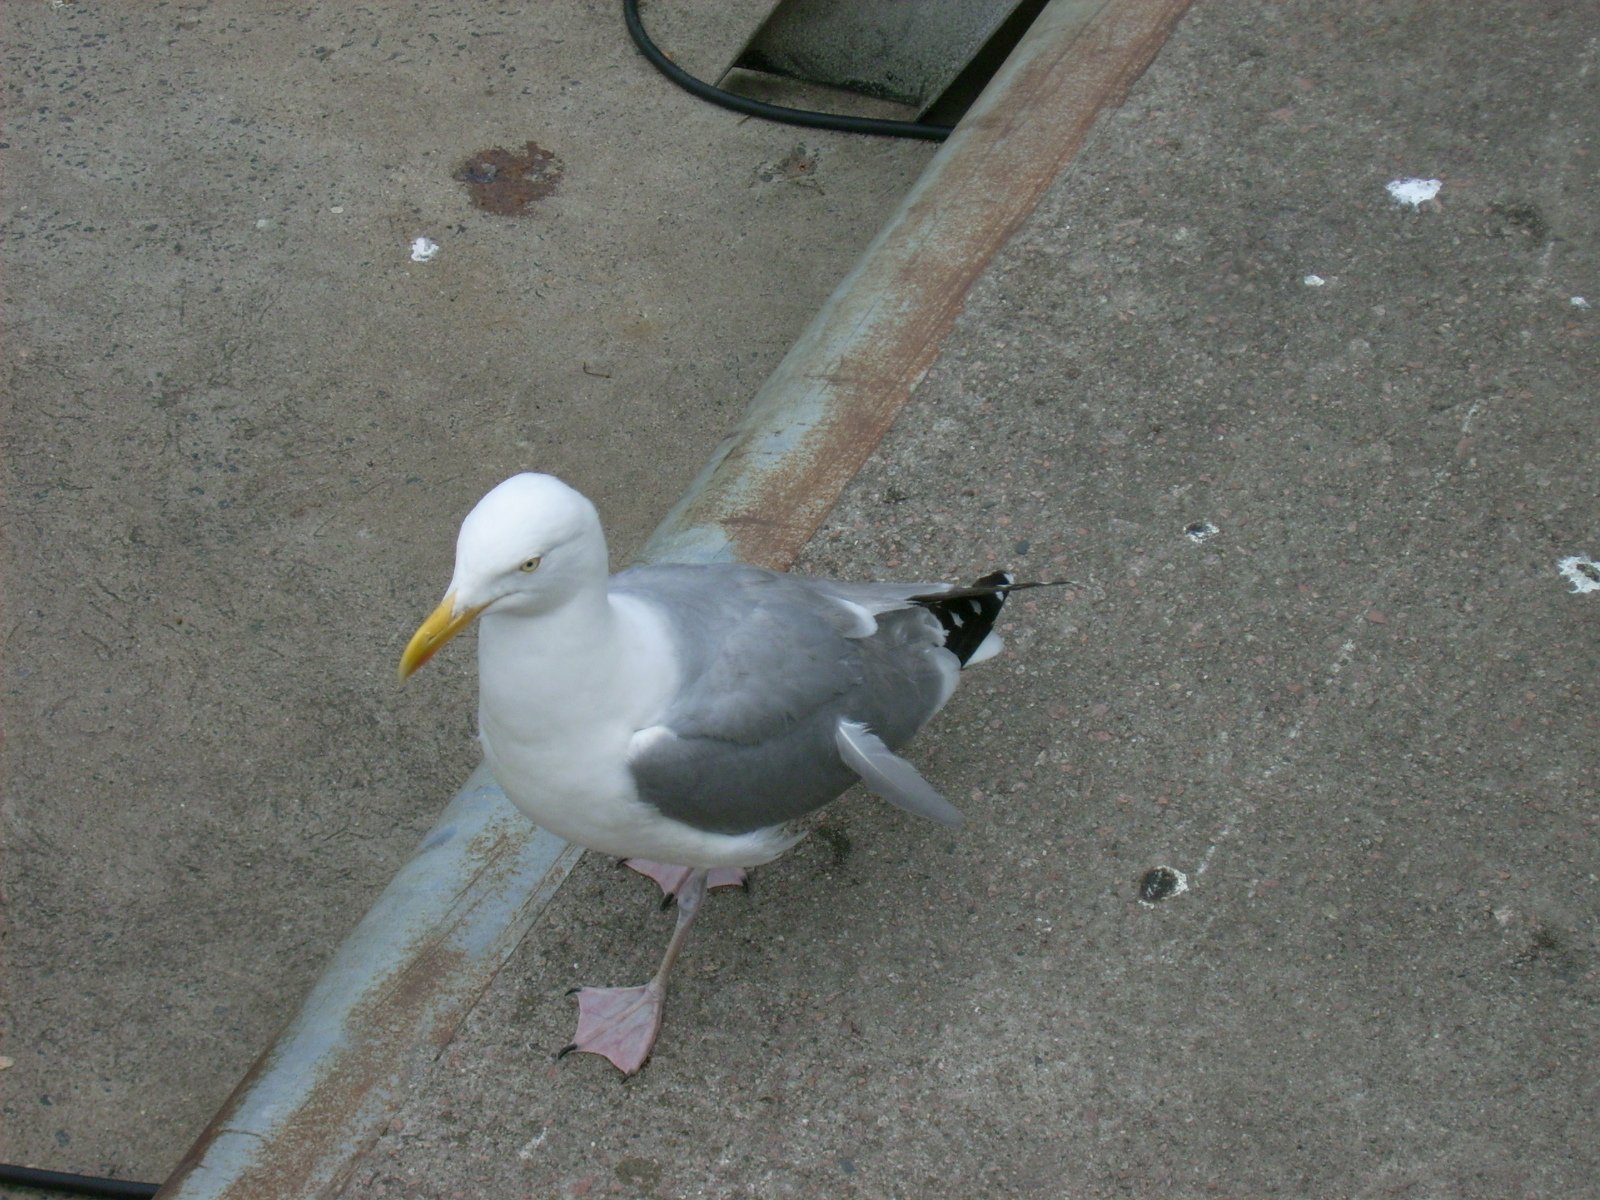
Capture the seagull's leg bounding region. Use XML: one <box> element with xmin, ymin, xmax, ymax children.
<box><xmin>562</xmin><ymin>869</ymin><xmax>709</xmax><ymax>1075</ymax></box>
<box><xmin>622</xmin><ymin>858</ymin><xmax>747</xmax><ymax>904</ymax></box>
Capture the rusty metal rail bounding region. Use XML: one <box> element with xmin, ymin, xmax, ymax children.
<box><xmin>155</xmin><ymin>1</ymin><xmax>1192</xmax><ymax>1195</ymax></box>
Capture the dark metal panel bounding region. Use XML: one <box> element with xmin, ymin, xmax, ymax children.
<box><xmin>722</xmin><ymin>0</ymin><xmax>1026</xmax><ymax>109</ymax></box>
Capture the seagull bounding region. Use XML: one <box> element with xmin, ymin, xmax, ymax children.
<box><xmin>400</xmin><ymin>472</ymin><xmax>1050</xmax><ymax>1074</ymax></box>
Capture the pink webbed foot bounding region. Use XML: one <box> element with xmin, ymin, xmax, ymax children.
<box><xmin>560</xmin><ymin>868</ymin><xmax>712</xmax><ymax>1076</ymax></box>
<box><xmin>561</xmin><ymin>982</ymin><xmax>666</xmax><ymax>1076</ymax></box>
<box><xmin>622</xmin><ymin>858</ymin><xmax>747</xmax><ymax>903</ymax></box>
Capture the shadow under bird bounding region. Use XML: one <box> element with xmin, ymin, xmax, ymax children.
<box><xmin>400</xmin><ymin>472</ymin><xmax>1056</xmax><ymax>1074</ymax></box>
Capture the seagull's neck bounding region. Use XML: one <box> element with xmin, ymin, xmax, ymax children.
<box><xmin>474</xmin><ymin>581</ymin><xmax>670</xmax><ymax>743</ymax></box>
<box><xmin>479</xmin><ymin>578</ymin><xmax>613</xmax><ymax>686</ymax></box>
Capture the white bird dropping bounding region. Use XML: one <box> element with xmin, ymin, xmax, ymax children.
<box><xmin>1556</xmin><ymin>556</ymin><xmax>1600</xmax><ymax>595</ymax></box>
<box><xmin>1386</xmin><ymin>178</ymin><xmax>1442</xmax><ymax>208</ymax></box>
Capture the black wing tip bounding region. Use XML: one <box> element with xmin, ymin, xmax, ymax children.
<box><xmin>914</xmin><ymin>578</ymin><xmax>1009</xmax><ymax>664</ymax></box>
<box><xmin>911</xmin><ymin>573</ymin><xmax>1072</xmax><ymax>664</ymax></box>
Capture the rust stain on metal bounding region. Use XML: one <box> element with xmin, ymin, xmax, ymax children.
<box><xmin>159</xmin><ymin>941</ymin><xmax>471</xmax><ymax>1200</ymax></box>
<box><xmin>692</xmin><ymin>0</ymin><xmax>1193</xmax><ymax>571</ymax></box>
<box><xmin>232</xmin><ymin>942</ymin><xmax>470</xmax><ymax>1200</ymax></box>
<box><xmin>159</xmin><ymin>1040</ymin><xmax>279</xmax><ymax>1196</ymax></box>
<box><xmin>455</xmin><ymin>141</ymin><xmax>564</xmax><ymax>215</ymax></box>
<box><xmin>158</xmin><ymin>820</ymin><xmax>554</xmax><ymax>1199</ymax></box>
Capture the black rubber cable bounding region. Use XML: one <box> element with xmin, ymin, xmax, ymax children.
<box><xmin>0</xmin><ymin>1163</ymin><xmax>159</xmax><ymax>1199</ymax></box>
<box><xmin>622</xmin><ymin>0</ymin><xmax>955</xmax><ymax>141</ymax></box>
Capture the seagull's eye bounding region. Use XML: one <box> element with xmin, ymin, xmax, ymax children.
<box><xmin>519</xmin><ymin>556</ymin><xmax>542</xmax><ymax>574</ymax></box>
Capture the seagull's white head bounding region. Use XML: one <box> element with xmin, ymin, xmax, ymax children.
<box><xmin>399</xmin><ymin>473</ymin><xmax>608</xmax><ymax>679</ymax></box>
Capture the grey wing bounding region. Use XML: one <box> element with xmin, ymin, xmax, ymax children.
<box><xmin>612</xmin><ymin>565</ymin><xmax>966</xmax><ymax>835</ymax></box>
<box><xmin>835</xmin><ymin>720</ymin><xmax>964</xmax><ymax>826</ymax></box>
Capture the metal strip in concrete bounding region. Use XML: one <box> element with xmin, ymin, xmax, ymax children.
<box><xmin>154</xmin><ymin>1</ymin><xmax>1191</xmax><ymax>1195</ymax></box>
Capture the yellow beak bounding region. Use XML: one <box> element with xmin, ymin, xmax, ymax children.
<box><xmin>398</xmin><ymin>592</ymin><xmax>487</xmax><ymax>680</ymax></box>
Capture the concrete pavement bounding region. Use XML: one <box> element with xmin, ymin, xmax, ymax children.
<box><xmin>6</xmin><ymin>1</ymin><xmax>1598</xmax><ymax>1197</ymax></box>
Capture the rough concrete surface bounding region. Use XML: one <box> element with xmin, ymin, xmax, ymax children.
<box><xmin>5</xmin><ymin>1</ymin><xmax>1598</xmax><ymax>1198</ymax></box>
<box><xmin>0</xmin><ymin>0</ymin><xmax>934</xmax><ymax>1186</ymax></box>
<box><xmin>336</xmin><ymin>3</ymin><xmax>1596</xmax><ymax>1199</ymax></box>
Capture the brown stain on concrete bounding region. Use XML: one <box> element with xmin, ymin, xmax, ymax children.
<box><xmin>455</xmin><ymin>141</ymin><xmax>564</xmax><ymax>215</ymax></box>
